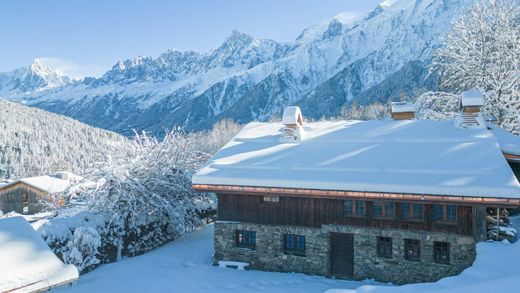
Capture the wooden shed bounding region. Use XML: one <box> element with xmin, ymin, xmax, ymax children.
<box><xmin>0</xmin><ymin>172</ymin><xmax>80</xmax><ymax>214</ymax></box>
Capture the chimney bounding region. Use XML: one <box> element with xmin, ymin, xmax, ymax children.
<box><xmin>281</xmin><ymin>106</ymin><xmax>305</xmax><ymax>142</ymax></box>
<box><xmin>458</xmin><ymin>89</ymin><xmax>485</xmax><ymax>128</ymax></box>
<box><xmin>461</xmin><ymin>89</ymin><xmax>484</xmax><ymax>113</ymax></box>
<box><xmin>391</xmin><ymin>102</ymin><xmax>415</xmax><ymax>120</ymax></box>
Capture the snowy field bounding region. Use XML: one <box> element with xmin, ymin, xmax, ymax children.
<box><xmin>55</xmin><ymin>218</ymin><xmax>520</xmax><ymax>293</ymax></box>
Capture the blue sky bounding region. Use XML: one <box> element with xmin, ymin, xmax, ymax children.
<box><xmin>0</xmin><ymin>0</ymin><xmax>381</xmax><ymax>78</ymax></box>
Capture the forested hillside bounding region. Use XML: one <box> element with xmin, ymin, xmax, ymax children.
<box><xmin>0</xmin><ymin>98</ymin><xmax>130</xmax><ymax>179</ymax></box>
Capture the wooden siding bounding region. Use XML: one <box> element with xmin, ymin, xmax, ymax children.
<box><xmin>217</xmin><ymin>193</ymin><xmax>474</xmax><ymax>236</ymax></box>
<box><xmin>0</xmin><ymin>182</ymin><xmax>47</xmax><ymax>214</ymax></box>
<box><xmin>391</xmin><ymin>112</ymin><xmax>415</xmax><ymax>120</ymax></box>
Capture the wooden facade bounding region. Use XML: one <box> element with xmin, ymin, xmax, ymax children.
<box><xmin>391</xmin><ymin>112</ymin><xmax>415</xmax><ymax>120</ymax></box>
<box><xmin>0</xmin><ymin>182</ymin><xmax>48</xmax><ymax>214</ymax></box>
<box><xmin>217</xmin><ymin>193</ymin><xmax>475</xmax><ymax>236</ymax></box>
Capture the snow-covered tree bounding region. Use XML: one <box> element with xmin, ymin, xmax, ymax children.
<box><xmin>84</xmin><ymin>130</ymin><xmax>214</xmax><ymax>259</ymax></box>
<box><xmin>432</xmin><ymin>0</ymin><xmax>520</xmax><ymax>127</ymax></box>
<box><xmin>338</xmin><ymin>102</ymin><xmax>387</xmax><ymax>120</ymax></box>
<box><xmin>64</xmin><ymin>226</ymin><xmax>101</xmax><ymax>272</ymax></box>
<box><xmin>415</xmin><ymin>92</ymin><xmax>461</xmax><ymax>120</ymax></box>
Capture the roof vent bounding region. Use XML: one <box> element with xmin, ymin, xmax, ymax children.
<box><xmin>281</xmin><ymin>106</ymin><xmax>305</xmax><ymax>142</ymax></box>
<box><xmin>391</xmin><ymin>102</ymin><xmax>415</xmax><ymax>120</ymax></box>
<box><xmin>458</xmin><ymin>89</ymin><xmax>485</xmax><ymax>129</ymax></box>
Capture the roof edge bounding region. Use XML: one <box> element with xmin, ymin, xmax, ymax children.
<box><xmin>193</xmin><ymin>184</ymin><xmax>520</xmax><ymax>207</ymax></box>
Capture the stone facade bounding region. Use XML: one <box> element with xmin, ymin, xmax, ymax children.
<box><xmin>214</xmin><ymin>221</ymin><xmax>476</xmax><ymax>284</ymax></box>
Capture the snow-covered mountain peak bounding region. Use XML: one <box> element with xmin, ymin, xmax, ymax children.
<box><xmin>0</xmin><ymin>59</ymin><xmax>71</xmax><ymax>95</ymax></box>
<box><xmin>30</xmin><ymin>59</ymin><xmax>56</xmax><ymax>77</ymax></box>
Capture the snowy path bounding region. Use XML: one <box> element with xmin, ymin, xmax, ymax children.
<box><xmin>55</xmin><ymin>224</ymin><xmax>376</xmax><ymax>293</ymax></box>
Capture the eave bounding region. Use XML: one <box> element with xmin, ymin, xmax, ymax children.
<box><xmin>193</xmin><ymin>184</ymin><xmax>520</xmax><ymax>208</ymax></box>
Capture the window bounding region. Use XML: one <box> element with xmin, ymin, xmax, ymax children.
<box><xmin>235</xmin><ymin>230</ymin><xmax>256</xmax><ymax>249</ymax></box>
<box><xmin>400</xmin><ymin>203</ymin><xmax>424</xmax><ymax>221</ymax></box>
<box><xmin>377</xmin><ymin>237</ymin><xmax>393</xmax><ymax>258</ymax></box>
<box><xmin>433</xmin><ymin>204</ymin><xmax>457</xmax><ymax>223</ymax></box>
<box><xmin>373</xmin><ymin>201</ymin><xmax>395</xmax><ymax>219</ymax></box>
<box><xmin>434</xmin><ymin>242</ymin><xmax>450</xmax><ymax>264</ymax></box>
<box><xmin>344</xmin><ymin>200</ymin><xmax>365</xmax><ymax>216</ymax></box>
<box><xmin>404</xmin><ymin>239</ymin><xmax>421</xmax><ymax>261</ymax></box>
<box><xmin>262</xmin><ymin>195</ymin><xmax>279</xmax><ymax>203</ymax></box>
<box><xmin>283</xmin><ymin>234</ymin><xmax>306</xmax><ymax>256</ymax></box>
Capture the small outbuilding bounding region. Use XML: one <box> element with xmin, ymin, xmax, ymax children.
<box><xmin>0</xmin><ymin>172</ymin><xmax>82</xmax><ymax>214</ymax></box>
<box><xmin>0</xmin><ymin>216</ymin><xmax>79</xmax><ymax>292</ymax></box>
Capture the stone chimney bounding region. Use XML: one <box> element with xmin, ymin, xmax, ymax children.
<box><xmin>391</xmin><ymin>102</ymin><xmax>415</xmax><ymax>120</ymax></box>
<box><xmin>281</xmin><ymin>106</ymin><xmax>305</xmax><ymax>142</ymax></box>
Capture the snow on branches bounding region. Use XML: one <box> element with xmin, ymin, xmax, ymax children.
<box><xmin>415</xmin><ymin>92</ymin><xmax>461</xmax><ymax>120</ymax></box>
<box><xmin>432</xmin><ymin>0</ymin><xmax>520</xmax><ymax>130</ymax></box>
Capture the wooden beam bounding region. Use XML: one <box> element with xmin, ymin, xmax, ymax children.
<box><xmin>192</xmin><ymin>184</ymin><xmax>520</xmax><ymax>207</ymax></box>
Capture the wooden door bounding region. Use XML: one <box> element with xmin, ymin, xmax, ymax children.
<box><xmin>330</xmin><ymin>232</ymin><xmax>354</xmax><ymax>279</ymax></box>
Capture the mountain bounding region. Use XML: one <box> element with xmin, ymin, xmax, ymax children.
<box><xmin>0</xmin><ymin>98</ymin><xmax>129</xmax><ymax>179</ymax></box>
<box><xmin>0</xmin><ymin>59</ymin><xmax>72</xmax><ymax>96</ymax></box>
<box><xmin>1</xmin><ymin>0</ymin><xmax>472</xmax><ymax>137</ymax></box>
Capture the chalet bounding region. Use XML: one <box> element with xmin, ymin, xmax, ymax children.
<box><xmin>0</xmin><ymin>172</ymin><xmax>81</xmax><ymax>214</ymax></box>
<box><xmin>192</xmin><ymin>97</ymin><xmax>520</xmax><ymax>284</ymax></box>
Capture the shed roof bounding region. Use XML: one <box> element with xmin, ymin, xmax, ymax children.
<box><xmin>1</xmin><ymin>172</ymin><xmax>82</xmax><ymax>194</ymax></box>
<box><xmin>391</xmin><ymin>102</ymin><xmax>415</xmax><ymax>113</ymax></box>
<box><xmin>193</xmin><ymin>119</ymin><xmax>520</xmax><ymax>200</ymax></box>
<box><xmin>282</xmin><ymin>106</ymin><xmax>303</xmax><ymax>125</ymax></box>
<box><xmin>461</xmin><ymin>89</ymin><xmax>484</xmax><ymax>107</ymax></box>
<box><xmin>0</xmin><ymin>216</ymin><xmax>78</xmax><ymax>292</ymax></box>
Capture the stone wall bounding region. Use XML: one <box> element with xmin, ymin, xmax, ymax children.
<box><xmin>323</xmin><ymin>224</ymin><xmax>476</xmax><ymax>284</ymax></box>
<box><xmin>214</xmin><ymin>221</ymin><xmax>476</xmax><ymax>284</ymax></box>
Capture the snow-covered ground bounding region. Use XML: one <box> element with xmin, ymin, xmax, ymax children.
<box><xmin>56</xmin><ymin>217</ymin><xmax>520</xmax><ymax>293</ymax></box>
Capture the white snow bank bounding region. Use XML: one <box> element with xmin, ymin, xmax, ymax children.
<box><xmin>0</xmin><ymin>216</ymin><xmax>78</xmax><ymax>292</ymax></box>
<box><xmin>194</xmin><ymin>120</ymin><xmax>520</xmax><ymax>198</ymax></box>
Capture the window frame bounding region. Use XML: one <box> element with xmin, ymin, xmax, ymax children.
<box><xmin>400</xmin><ymin>202</ymin><xmax>424</xmax><ymax>222</ymax></box>
<box><xmin>404</xmin><ymin>238</ymin><xmax>421</xmax><ymax>262</ymax></box>
<box><xmin>344</xmin><ymin>199</ymin><xmax>366</xmax><ymax>217</ymax></box>
<box><xmin>433</xmin><ymin>204</ymin><xmax>458</xmax><ymax>224</ymax></box>
<box><xmin>433</xmin><ymin>241</ymin><xmax>450</xmax><ymax>264</ymax></box>
<box><xmin>373</xmin><ymin>201</ymin><xmax>395</xmax><ymax>219</ymax></box>
<box><xmin>235</xmin><ymin>230</ymin><xmax>256</xmax><ymax>250</ymax></box>
<box><xmin>283</xmin><ymin>234</ymin><xmax>306</xmax><ymax>256</ymax></box>
<box><xmin>377</xmin><ymin>236</ymin><xmax>393</xmax><ymax>258</ymax></box>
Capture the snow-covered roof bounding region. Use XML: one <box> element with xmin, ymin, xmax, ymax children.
<box><xmin>1</xmin><ymin>172</ymin><xmax>83</xmax><ymax>194</ymax></box>
<box><xmin>391</xmin><ymin>102</ymin><xmax>415</xmax><ymax>113</ymax></box>
<box><xmin>193</xmin><ymin>119</ymin><xmax>520</xmax><ymax>199</ymax></box>
<box><xmin>461</xmin><ymin>89</ymin><xmax>484</xmax><ymax>107</ymax></box>
<box><xmin>0</xmin><ymin>216</ymin><xmax>78</xmax><ymax>292</ymax></box>
<box><xmin>490</xmin><ymin>126</ymin><xmax>520</xmax><ymax>156</ymax></box>
<box><xmin>282</xmin><ymin>106</ymin><xmax>303</xmax><ymax>125</ymax></box>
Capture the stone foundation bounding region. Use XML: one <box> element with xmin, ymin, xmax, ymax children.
<box><xmin>214</xmin><ymin>221</ymin><xmax>476</xmax><ymax>284</ymax></box>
